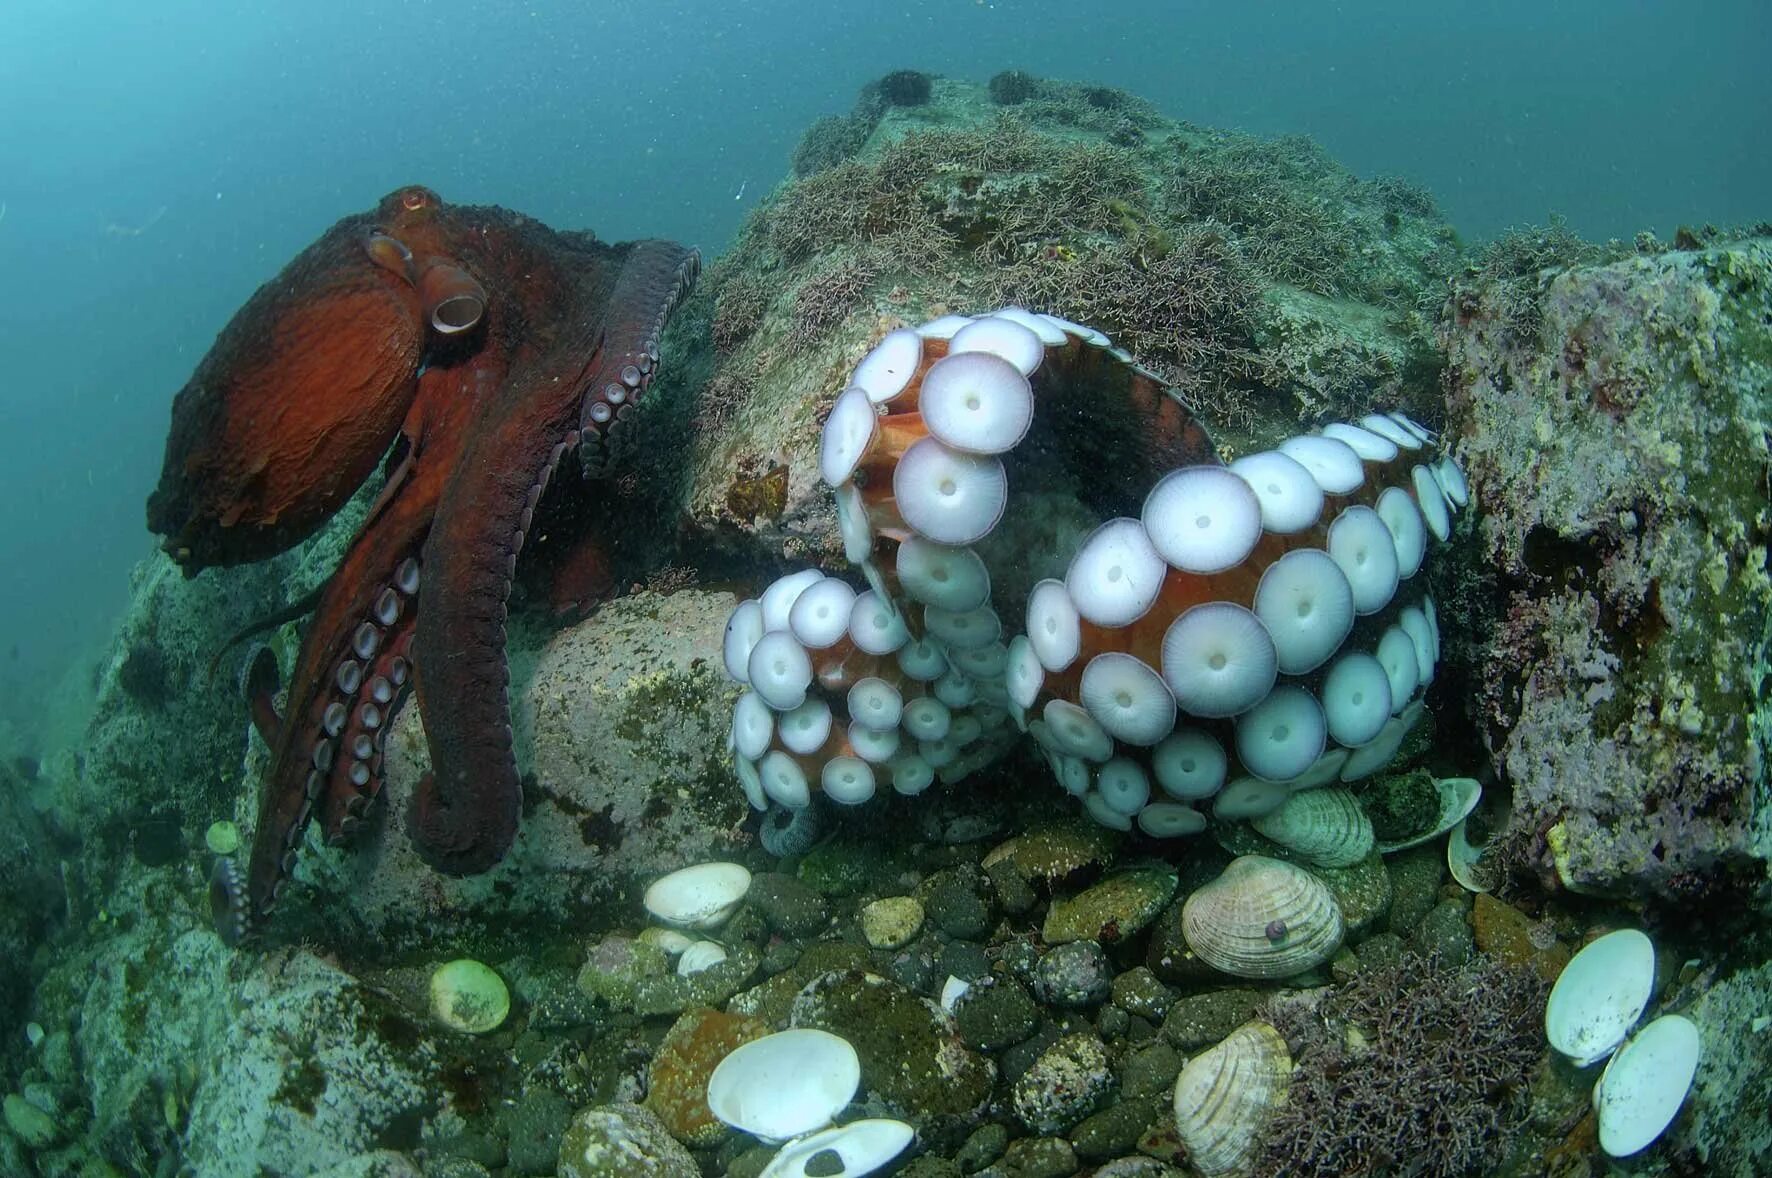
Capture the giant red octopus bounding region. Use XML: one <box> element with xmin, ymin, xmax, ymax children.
<box><xmin>147</xmin><ymin>186</ymin><xmax>698</xmax><ymax>942</ymax></box>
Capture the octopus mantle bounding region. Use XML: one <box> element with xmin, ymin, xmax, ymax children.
<box><xmin>147</xmin><ymin>186</ymin><xmax>697</xmax><ymax>939</ymax></box>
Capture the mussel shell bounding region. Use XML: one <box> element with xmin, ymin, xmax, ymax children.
<box><xmin>1181</xmin><ymin>855</ymin><xmax>1345</xmax><ymax>979</ymax></box>
<box><xmin>1250</xmin><ymin>787</ymin><xmax>1374</xmax><ymax>868</ymax></box>
<box><xmin>1172</xmin><ymin>1019</ymin><xmax>1293</xmax><ymax>1178</ymax></box>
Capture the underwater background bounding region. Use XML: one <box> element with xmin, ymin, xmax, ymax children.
<box><xmin>1</xmin><ymin>0</ymin><xmax>1768</xmax><ymax>741</ymax></box>
<box><xmin>0</xmin><ymin>2</ymin><xmax>1768</xmax><ymax>1176</ymax></box>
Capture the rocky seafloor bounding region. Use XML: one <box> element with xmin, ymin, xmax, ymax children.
<box><xmin>0</xmin><ymin>71</ymin><xmax>1767</xmax><ymax>1177</ymax></box>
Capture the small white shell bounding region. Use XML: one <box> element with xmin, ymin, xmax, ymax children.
<box><xmin>1545</xmin><ymin>928</ymin><xmax>1656</xmax><ymax>1067</ymax></box>
<box><xmin>1172</xmin><ymin>1020</ymin><xmax>1293</xmax><ymax>1178</ymax></box>
<box><xmin>939</xmin><ymin>975</ymin><xmax>971</xmax><ymax>1011</ymax></box>
<box><xmin>707</xmin><ymin>1028</ymin><xmax>861</xmax><ymax>1143</ymax></box>
<box><xmin>643</xmin><ymin>862</ymin><xmax>752</xmax><ymax>929</ymax></box>
<box><xmin>1182</xmin><ymin>856</ymin><xmax>1345</xmax><ymax>979</ymax></box>
<box><xmin>1447</xmin><ymin>817</ymin><xmax>1500</xmax><ymax>894</ymax></box>
<box><xmin>759</xmin><ymin>1118</ymin><xmax>916</xmax><ymax>1178</ymax></box>
<box><xmin>1250</xmin><ymin>788</ymin><xmax>1375</xmax><ymax>868</ymax></box>
<box><xmin>677</xmin><ymin>940</ymin><xmax>729</xmax><ymax>975</ymax></box>
<box><xmin>1593</xmin><ymin>1014</ymin><xmax>1700</xmax><ymax>1158</ymax></box>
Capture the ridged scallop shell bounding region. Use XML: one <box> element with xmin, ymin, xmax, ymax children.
<box><xmin>1250</xmin><ymin>788</ymin><xmax>1374</xmax><ymax>868</ymax></box>
<box><xmin>1172</xmin><ymin>1020</ymin><xmax>1293</xmax><ymax>1178</ymax></box>
<box><xmin>1181</xmin><ymin>855</ymin><xmax>1345</xmax><ymax>979</ymax></box>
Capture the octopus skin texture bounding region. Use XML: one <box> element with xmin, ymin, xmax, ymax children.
<box><xmin>148</xmin><ymin>185</ymin><xmax>698</xmax><ymax>940</ymax></box>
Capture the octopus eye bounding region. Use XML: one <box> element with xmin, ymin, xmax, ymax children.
<box><xmin>401</xmin><ymin>189</ymin><xmax>429</xmax><ymax>211</ymax></box>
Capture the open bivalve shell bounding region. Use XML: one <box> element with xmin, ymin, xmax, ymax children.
<box><xmin>759</xmin><ymin>1118</ymin><xmax>916</xmax><ymax>1178</ymax></box>
<box><xmin>1249</xmin><ymin>787</ymin><xmax>1374</xmax><ymax>868</ymax></box>
<box><xmin>1182</xmin><ymin>855</ymin><xmax>1345</xmax><ymax>979</ymax></box>
<box><xmin>1172</xmin><ymin>1020</ymin><xmax>1293</xmax><ymax>1178</ymax></box>
<box><xmin>644</xmin><ymin>862</ymin><xmax>752</xmax><ymax>929</ymax></box>
<box><xmin>707</xmin><ymin>1028</ymin><xmax>862</xmax><ymax>1143</ymax></box>
<box><xmin>1375</xmin><ymin>776</ymin><xmax>1482</xmax><ymax>853</ymax></box>
<box><xmin>1545</xmin><ymin>928</ymin><xmax>1655</xmax><ymax>1067</ymax></box>
<box><xmin>1593</xmin><ymin>1014</ymin><xmax>1700</xmax><ymax>1158</ymax></box>
<box><xmin>1447</xmin><ymin>816</ymin><xmax>1501</xmax><ymax>893</ymax></box>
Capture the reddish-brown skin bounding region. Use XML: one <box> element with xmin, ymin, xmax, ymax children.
<box><xmin>148</xmin><ymin>186</ymin><xmax>697</xmax><ymax>936</ymax></box>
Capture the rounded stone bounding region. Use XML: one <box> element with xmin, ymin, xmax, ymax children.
<box><xmin>790</xmin><ymin>969</ymin><xmax>994</xmax><ymax>1120</ymax></box>
<box><xmin>748</xmin><ymin>872</ymin><xmax>831</xmax><ymax>937</ymax></box>
<box><xmin>1110</xmin><ymin>966</ymin><xmax>1175</xmax><ymax>1022</ymax></box>
<box><xmin>1033</xmin><ymin>941</ymin><xmax>1113</xmax><ymax>1008</ymax></box>
<box><xmin>1414</xmin><ymin>898</ymin><xmax>1475</xmax><ymax>966</ymax></box>
<box><xmin>1160</xmin><ymin>988</ymin><xmax>1264</xmax><ymax>1052</ymax></box>
<box><xmin>920</xmin><ymin>868</ymin><xmax>994</xmax><ymax>940</ymax></box>
<box><xmin>1043</xmin><ymin>868</ymin><xmax>1178</xmax><ymax>945</ymax></box>
<box><xmin>558</xmin><ymin>1103</ymin><xmax>697</xmax><ymax>1178</ymax></box>
<box><xmin>1011</xmin><ymin>1032</ymin><xmax>1115</xmax><ymax>1133</ymax></box>
<box><xmin>644</xmin><ymin>1008</ymin><xmax>770</xmax><ymax>1147</ymax></box>
<box><xmin>953</xmin><ymin>977</ymin><xmax>1041</xmax><ymax>1052</ymax></box>
<box><xmin>861</xmin><ymin>896</ymin><xmax>926</xmax><ymax>949</ymax></box>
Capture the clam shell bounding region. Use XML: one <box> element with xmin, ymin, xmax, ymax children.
<box><xmin>644</xmin><ymin>862</ymin><xmax>752</xmax><ymax>929</ymax></box>
<box><xmin>759</xmin><ymin>1118</ymin><xmax>915</xmax><ymax>1178</ymax></box>
<box><xmin>1181</xmin><ymin>855</ymin><xmax>1345</xmax><ymax>979</ymax></box>
<box><xmin>706</xmin><ymin>1028</ymin><xmax>860</xmax><ymax>1143</ymax></box>
<box><xmin>1172</xmin><ymin>1020</ymin><xmax>1293</xmax><ymax>1178</ymax></box>
<box><xmin>1447</xmin><ymin>817</ymin><xmax>1501</xmax><ymax>893</ymax></box>
<box><xmin>1249</xmin><ymin>788</ymin><xmax>1374</xmax><ymax>868</ymax></box>
<box><xmin>1376</xmin><ymin>776</ymin><xmax>1481</xmax><ymax>853</ymax></box>
<box><xmin>1593</xmin><ymin>1014</ymin><xmax>1700</xmax><ymax>1158</ymax></box>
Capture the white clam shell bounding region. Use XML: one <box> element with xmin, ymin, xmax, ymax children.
<box><xmin>1250</xmin><ymin>787</ymin><xmax>1374</xmax><ymax>868</ymax></box>
<box><xmin>1545</xmin><ymin>928</ymin><xmax>1655</xmax><ymax>1067</ymax></box>
<box><xmin>759</xmin><ymin>1118</ymin><xmax>915</xmax><ymax>1178</ymax></box>
<box><xmin>1181</xmin><ymin>855</ymin><xmax>1345</xmax><ymax>979</ymax></box>
<box><xmin>644</xmin><ymin>862</ymin><xmax>752</xmax><ymax>929</ymax></box>
<box><xmin>1447</xmin><ymin>816</ymin><xmax>1501</xmax><ymax>893</ymax></box>
<box><xmin>1593</xmin><ymin>1014</ymin><xmax>1700</xmax><ymax>1158</ymax></box>
<box><xmin>676</xmin><ymin>940</ymin><xmax>729</xmax><ymax>976</ymax></box>
<box><xmin>1172</xmin><ymin>1020</ymin><xmax>1293</xmax><ymax>1178</ymax></box>
<box><xmin>707</xmin><ymin>1028</ymin><xmax>861</xmax><ymax>1143</ymax></box>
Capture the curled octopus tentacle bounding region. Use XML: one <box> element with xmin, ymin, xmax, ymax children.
<box><xmin>407</xmin><ymin>240</ymin><xmax>700</xmax><ymax>874</ymax></box>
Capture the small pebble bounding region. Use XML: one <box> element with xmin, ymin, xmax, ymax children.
<box><xmin>1033</xmin><ymin>941</ymin><xmax>1112</xmax><ymax>1008</ymax></box>
<box><xmin>861</xmin><ymin>896</ymin><xmax>925</xmax><ymax>949</ymax></box>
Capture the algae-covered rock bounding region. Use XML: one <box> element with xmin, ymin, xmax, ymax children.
<box><xmin>306</xmin><ymin>590</ymin><xmax>746</xmax><ymax>946</ymax></box>
<box><xmin>859</xmin><ymin>895</ymin><xmax>924</xmax><ymax>949</ymax></box>
<box><xmin>1012</xmin><ymin>1032</ymin><xmax>1115</xmax><ymax>1133</ymax></box>
<box><xmin>952</xmin><ymin>976</ymin><xmax>1041</xmax><ymax>1053</ymax></box>
<box><xmin>982</xmin><ymin>821</ymin><xmax>1118</xmax><ymax>888</ymax></box>
<box><xmin>576</xmin><ymin>935</ymin><xmax>671</xmax><ymax>1009</ymax></box>
<box><xmin>1447</xmin><ymin>236</ymin><xmax>1772</xmax><ymax>901</ymax></box>
<box><xmin>644</xmin><ymin>1008</ymin><xmax>768</xmax><ymax>1147</ymax></box>
<box><xmin>790</xmin><ymin>970</ymin><xmax>994</xmax><ymax>1121</ymax></box>
<box><xmin>668</xmin><ymin>75</ymin><xmax>1455</xmax><ymax>568</ymax></box>
<box><xmin>1161</xmin><ymin>988</ymin><xmax>1266</xmax><ymax>1052</ymax></box>
<box><xmin>1042</xmin><ymin>868</ymin><xmax>1177</xmax><ymax>945</ymax></box>
<box><xmin>1312</xmin><ymin>851</ymin><xmax>1394</xmax><ymax>936</ymax></box>
<box><xmin>1673</xmin><ymin>956</ymin><xmax>1772</xmax><ymax>1173</ymax></box>
<box><xmin>557</xmin><ymin>1103</ymin><xmax>698</xmax><ymax>1178</ymax></box>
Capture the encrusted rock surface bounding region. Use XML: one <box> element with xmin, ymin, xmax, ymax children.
<box><xmin>1447</xmin><ymin>237</ymin><xmax>1772</xmax><ymax>900</ymax></box>
<box><xmin>294</xmin><ymin>590</ymin><xmax>746</xmax><ymax>944</ymax></box>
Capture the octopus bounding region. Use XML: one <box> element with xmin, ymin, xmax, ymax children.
<box><xmin>147</xmin><ymin>186</ymin><xmax>698</xmax><ymax>941</ymax></box>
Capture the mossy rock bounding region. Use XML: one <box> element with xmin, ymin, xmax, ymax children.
<box><xmin>982</xmin><ymin>820</ymin><xmax>1119</xmax><ymax>887</ymax></box>
<box><xmin>1042</xmin><ymin>867</ymin><xmax>1177</xmax><ymax>945</ymax></box>
<box><xmin>790</xmin><ymin>970</ymin><xmax>994</xmax><ymax>1121</ymax></box>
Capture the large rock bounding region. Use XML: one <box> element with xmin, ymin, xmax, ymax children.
<box><xmin>1446</xmin><ymin>238</ymin><xmax>1772</xmax><ymax>900</ymax></box>
<box><xmin>15</xmin><ymin>866</ymin><xmax>447</xmax><ymax>1176</ymax></box>
<box><xmin>647</xmin><ymin>74</ymin><xmax>1457</xmax><ymax>568</ymax></box>
<box><xmin>289</xmin><ymin>590</ymin><xmax>746</xmax><ymax>945</ymax></box>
